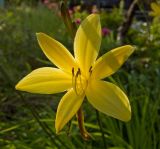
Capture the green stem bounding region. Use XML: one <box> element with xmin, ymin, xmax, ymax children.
<box><xmin>66</xmin><ymin>119</ymin><xmax>72</xmax><ymax>136</ymax></box>
<box><xmin>60</xmin><ymin>1</ymin><xmax>77</xmax><ymax>39</ymax></box>
<box><xmin>96</xmin><ymin>110</ymin><xmax>107</xmax><ymax>149</ymax></box>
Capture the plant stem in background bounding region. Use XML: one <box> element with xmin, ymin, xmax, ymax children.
<box><xmin>117</xmin><ymin>0</ymin><xmax>138</xmax><ymax>44</ymax></box>
<box><xmin>96</xmin><ymin>110</ymin><xmax>107</xmax><ymax>149</ymax></box>
<box><xmin>60</xmin><ymin>1</ymin><xmax>77</xmax><ymax>39</ymax></box>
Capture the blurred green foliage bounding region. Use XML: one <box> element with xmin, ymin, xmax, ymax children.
<box><xmin>0</xmin><ymin>1</ymin><xmax>160</xmax><ymax>149</ymax></box>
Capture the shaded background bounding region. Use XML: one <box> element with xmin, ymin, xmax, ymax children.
<box><xmin>0</xmin><ymin>0</ymin><xmax>160</xmax><ymax>149</ymax></box>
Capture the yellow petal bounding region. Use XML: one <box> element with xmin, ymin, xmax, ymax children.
<box><xmin>92</xmin><ymin>45</ymin><xmax>134</xmax><ymax>79</ymax></box>
<box><xmin>151</xmin><ymin>3</ymin><xmax>160</xmax><ymax>12</ymax></box>
<box><xmin>55</xmin><ymin>89</ymin><xmax>84</xmax><ymax>133</ymax></box>
<box><xmin>86</xmin><ymin>80</ymin><xmax>131</xmax><ymax>121</ymax></box>
<box><xmin>74</xmin><ymin>14</ymin><xmax>101</xmax><ymax>77</ymax></box>
<box><xmin>16</xmin><ymin>67</ymin><xmax>72</xmax><ymax>94</ymax></box>
<box><xmin>36</xmin><ymin>33</ymin><xmax>77</xmax><ymax>73</ymax></box>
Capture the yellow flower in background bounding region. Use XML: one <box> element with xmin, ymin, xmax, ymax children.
<box><xmin>150</xmin><ymin>2</ymin><xmax>160</xmax><ymax>17</ymax></box>
<box><xmin>16</xmin><ymin>14</ymin><xmax>134</xmax><ymax>133</ymax></box>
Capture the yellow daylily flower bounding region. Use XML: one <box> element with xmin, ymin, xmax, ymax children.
<box><xmin>16</xmin><ymin>14</ymin><xmax>134</xmax><ymax>133</ymax></box>
<box><xmin>150</xmin><ymin>2</ymin><xmax>160</xmax><ymax>17</ymax></box>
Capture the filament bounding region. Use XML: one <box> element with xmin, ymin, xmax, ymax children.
<box><xmin>72</xmin><ymin>67</ymin><xmax>92</xmax><ymax>96</ymax></box>
<box><xmin>72</xmin><ymin>68</ymin><xmax>85</xmax><ymax>96</ymax></box>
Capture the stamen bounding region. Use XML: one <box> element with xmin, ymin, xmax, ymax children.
<box><xmin>72</xmin><ymin>68</ymin><xmax>75</xmax><ymax>94</ymax></box>
<box><xmin>89</xmin><ymin>66</ymin><xmax>92</xmax><ymax>73</ymax></box>
<box><xmin>72</xmin><ymin>68</ymin><xmax>85</xmax><ymax>96</ymax></box>
<box><xmin>77</xmin><ymin>68</ymin><xmax>80</xmax><ymax>75</ymax></box>
<box><xmin>74</xmin><ymin>70</ymin><xmax>79</xmax><ymax>95</ymax></box>
<box><xmin>75</xmin><ymin>69</ymin><xmax>82</xmax><ymax>95</ymax></box>
<box><xmin>72</xmin><ymin>67</ymin><xmax>74</xmax><ymax>76</ymax></box>
<box><xmin>79</xmin><ymin>70</ymin><xmax>84</xmax><ymax>92</ymax></box>
<box><xmin>89</xmin><ymin>66</ymin><xmax>92</xmax><ymax>77</ymax></box>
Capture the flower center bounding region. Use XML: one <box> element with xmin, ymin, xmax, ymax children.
<box><xmin>72</xmin><ymin>67</ymin><xmax>92</xmax><ymax>96</ymax></box>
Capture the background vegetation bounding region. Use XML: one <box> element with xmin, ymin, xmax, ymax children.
<box><xmin>0</xmin><ymin>0</ymin><xmax>160</xmax><ymax>149</ymax></box>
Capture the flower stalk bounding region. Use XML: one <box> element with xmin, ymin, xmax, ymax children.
<box><xmin>77</xmin><ymin>107</ymin><xmax>91</xmax><ymax>140</ymax></box>
<box><xmin>60</xmin><ymin>1</ymin><xmax>91</xmax><ymax>139</ymax></box>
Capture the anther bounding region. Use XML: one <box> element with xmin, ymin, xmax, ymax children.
<box><xmin>89</xmin><ymin>66</ymin><xmax>92</xmax><ymax>74</ymax></box>
<box><xmin>78</xmin><ymin>68</ymin><xmax>81</xmax><ymax>74</ymax></box>
<box><xmin>76</xmin><ymin>68</ymin><xmax>80</xmax><ymax>77</ymax></box>
<box><xmin>73</xmin><ymin>68</ymin><xmax>84</xmax><ymax>96</ymax></box>
<box><xmin>72</xmin><ymin>67</ymin><xmax>74</xmax><ymax>76</ymax></box>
